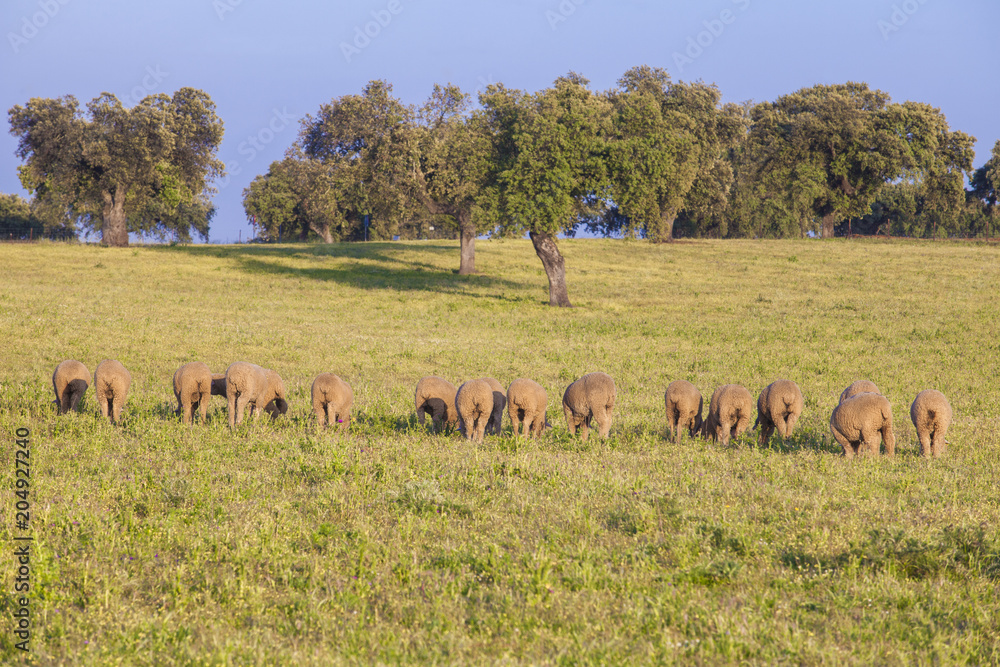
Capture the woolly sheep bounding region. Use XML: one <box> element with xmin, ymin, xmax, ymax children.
<box><xmin>225</xmin><ymin>361</ymin><xmax>289</xmax><ymax>428</ymax></box>
<box><xmin>210</xmin><ymin>373</ymin><xmax>228</xmax><ymax>398</ymax></box>
<box><xmin>173</xmin><ymin>361</ymin><xmax>217</xmax><ymax>425</ymax></box>
<box><xmin>456</xmin><ymin>378</ymin><xmax>494</xmax><ymax>443</ymax></box>
<box><xmin>754</xmin><ymin>379</ymin><xmax>804</xmax><ymax>447</ymax></box>
<box><xmin>664</xmin><ymin>380</ymin><xmax>703</xmax><ymax>444</ymax></box>
<box><xmin>839</xmin><ymin>380</ymin><xmax>881</xmax><ymax>404</ymax></box>
<box><xmin>480</xmin><ymin>377</ymin><xmax>507</xmax><ymax>435</ymax></box>
<box><xmin>562</xmin><ymin>372</ymin><xmax>616</xmax><ymax>442</ymax></box>
<box><xmin>830</xmin><ymin>392</ymin><xmax>895</xmax><ymax>458</ymax></box>
<box><xmin>702</xmin><ymin>384</ymin><xmax>754</xmax><ymax>446</ymax></box>
<box><xmin>507</xmin><ymin>378</ymin><xmax>549</xmax><ymax>438</ymax></box>
<box><xmin>52</xmin><ymin>359</ymin><xmax>89</xmax><ymax>415</ymax></box>
<box><xmin>311</xmin><ymin>373</ymin><xmax>353</xmax><ymax>432</ymax></box>
<box><xmin>414</xmin><ymin>376</ymin><xmax>459</xmax><ymax>432</ymax></box>
<box><xmin>910</xmin><ymin>389</ymin><xmax>952</xmax><ymax>458</ymax></box>
<box><xmin>94</xmin><ymin>359</ymin><xmax>131</xmax><ymax>425</ymax></box>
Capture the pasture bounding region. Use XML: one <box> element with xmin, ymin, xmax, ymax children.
<box><xmin>1</xmin><ymin>237</ymin><xmax>999</xmax><ymax>664</ymax></box>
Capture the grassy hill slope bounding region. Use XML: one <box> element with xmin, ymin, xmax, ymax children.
<box><xmin>1</xmin><ymin>238</ymin><xmax>999</xmax><ymax>664</ymax></box>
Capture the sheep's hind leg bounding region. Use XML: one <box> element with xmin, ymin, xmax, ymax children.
<box><xmin>831</xmin><ymin>427</ymin><xmax>854</xmax><ymax>459</ymax></box>
<box><xmin>931</xmin><ymin>430</ymin><xmax>946</xmax><ymax>457</ymax></box>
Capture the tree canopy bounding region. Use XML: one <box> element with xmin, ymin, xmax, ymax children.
<box><xmin>603</xmin><ymin>65</ymin><xmax>745</xmax><ymax>241</ymax></box>
<box><xmin>8</xmin><ymin>88</ymin><xmax>224</xmax><ymax>245</ymax></box>
<box><xmin>414</xmin><ymin>84</ymin><xmax>491</xmax><ymax>274</ymax></box>
<box><xmin>296</xmin><ymin>80</ymin><xmax>417</xmax><ymax>242</ymax></box>
<box><xmin>243</xmin><ymin>156</ymin><xmax>350</xmax><ymax>243</ymax></box>
<box><xmin>734</xmin><ymin>83</ymin><xmax>974</xmax><ymax>238</ymax></box>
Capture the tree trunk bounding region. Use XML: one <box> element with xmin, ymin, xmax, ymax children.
<box><xmin>529</xmin><ymin>231</ymin><xmax>571</xmax><ymax>307</ymax></box>
<box><xmin>656</xmin><ymin>209</ymin><xmax>676</xmax><ymax>243</ymax></box>
<box><xmin>101</xmin><ymin>188</ymin><xmax>128</xmax><ymax>247</ymax></box>
<box><xmin>821</xmin><ymin>211</ymin><xmax>837</xmax><ymax>239</ymax></box>
<box><xmin>309</xmin><ymin>221</ymin><xmax>334</xmax><ymax>243</ymax></box>
<box><xmin>458</xmin><ymin>211</ymin><xmax>476</xmax><ymax>275</ymax></box>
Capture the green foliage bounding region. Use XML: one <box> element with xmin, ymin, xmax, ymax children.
<box><xmin>604</xmin><ymin>66</ymin><xmax>746</xmax><ymax>241</ymax></box>
<box><xmin>479</xmin><ymin>74</ymin><xmax>608</xmax><ymax>238</ymax></box>
<box><xmin>8</xmin><ymin>88</ymin><xmax>224</xmax><ymax>245</ymax></box>
<box><xmin>243</xmin><ymin>157</ymin><xmax>350</xmax><ymax>243</ymax></box>
<box><xmin>0</xmin><ymin>191</ymin><xmax>40</xmax><ymax>239</ymax></box>
<box><xmin>416</xmin><ymin>84</ymin><xmax>491</xmax><ymax>236</ymax></box>
<box><xmin>297</xmin><ymin>80</ymin><xmax>416</xmax><ymax>241</ymax></box>
<box><xmin>727</xmin><ymin>83</ymin><xmax>975</xmax><ymax>238</ymax></box>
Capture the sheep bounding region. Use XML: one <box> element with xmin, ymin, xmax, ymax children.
<box><xmin>839</xmin><ymin>380</ymin><xmax>881</xmax><ymax>403</ymax></box>
<box><xmin>414</xmin><ymin>376</ymin><xmax>459</xmax><ymax>432</ymax></box>
<box><xmin>456</xmin><ymin>379</ymin><xmax>494</xmax><ymax>443</ymax></box>
<box><xmin>172</xmin><ymin>361</ymin><xmax>217</xmax><ymax>425</ymax></box>
<box><xmin>311</xmin><ymin>373</ymin><xmax>353</xmax><ymax>432</ymax></box>
<box><xmin>480</xmin><ymin>377</ymin><xmax>507</xmax><ymax>435</ymax></box>
<box><xmin>52</xmin><ymin>359</ymin><xmax>90</xmax><ymax>415</ymax></box>
<box><xmin>562</xmin><ymin>372</ymin><xmax>616</xmax><ymax>442</ymax></box>
<box><xmin>830</xmin><ymin>392</ymin><xmax>895</xmax><ymax>458</ymax></box>
<box><xmin>754</xmin><ymin>379</ymin><xmax>804</xmax><ymax>447</ymax></box>
<box><xmin>910</xmin><ymin>389</ymin><xmax>952</xmax><ymax>458</ymax></box>
<box><xmin>210</xmin><ymin>373</ymin><xmax>228</xmax><ymax>398</ymax></box>
<box><xmin>94</xmin><ymin>359</ymin><xmax>131</xmax><ymax>425</ymax></box>
<box><xmin>225</xmin><ymin>361</ymin><xmax>289</xmax><ymax>428</ymax></box>
<box><xmin>702</xmin><ymin>384</ymin><xmax>754</xmax><ymax>446</ymax></box>
<box><xmin>507</xmin><ymin>378</ymin><xmax>550</xmax><ymax>438</ymax></box>
<box><xmin>664</xmin><ymin>380</ymin><xmax>703</xmax><ymax>444</ymax></box>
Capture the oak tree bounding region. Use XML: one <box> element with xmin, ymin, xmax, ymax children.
<box><xmin>415</xmin><ymin>84</ymin><xmax>490</xmax><ymax>274</ymax></box>
<box><xmin>605</xmin><ymin>65</ymin><xmax>744</xmax><ymax>241</ymax></box>
<box><xmin>297</xmin><ymin>80</ymin><xmax>417</xmax><ymax>241</ymax></box>
<box><xmin>9</xmin><ymin>88</ymin><xmax>224</xmax><ymax>246</ymax></box>
<box><xmin>479</xmin><ymin>74</ymin><xmax>608</xmax><ymax>306</ymax></box>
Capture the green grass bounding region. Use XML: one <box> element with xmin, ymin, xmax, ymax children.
<box><xmin>1</xmin><ymin>237</ymin><xmax>999</xmax><ymax>664</ymax></box>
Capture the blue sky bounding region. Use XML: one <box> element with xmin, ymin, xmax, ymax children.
<box><xmin>2</xmin><ymin>0</ymin><xmax>996</xmax><ymax>242</ymax></box>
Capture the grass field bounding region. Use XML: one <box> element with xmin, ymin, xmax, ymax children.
<box><xmin>2</xmin><ymin>237</ymin><xmax>1000</xmax><ymax>665</ymax></box>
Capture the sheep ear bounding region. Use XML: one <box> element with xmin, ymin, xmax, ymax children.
<box><xmin>274</xmin><ymin>398</ymin><xmax>289</xmax><ymax>415</ymax></box>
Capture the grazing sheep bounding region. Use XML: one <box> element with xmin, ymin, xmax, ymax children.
<box><xmin>52</xmin><ymin>359</ymin><xmax>90</xmax><ymax>415</ymax></box>
<box><xmin>702</xmin><ymin>384</ymin><xmax>754</xmax><ymax>446</ymax></box>
<box><xmin>173</xmin><ymin>362</ymin><xmax>216</xmax><ymax>425</ymax></box>
<box><xmin>312</xmin><ymin>373</ymin><xmax>354</xmax><ymax>432</ymax></box>
<box><xmin>754</xmin><ymin>379</ymin><xmax>804</xmax><ymax>447</ymax></box>
<box><xmin>910</xmin><ymin>389</ymin><xmax>952</xmax><ymax>458</ymax></box>
<box><xmin>456</xmin><ymin>379</ymin><xmax>494</xmax><ymax>443</ymax></box>
<box><xmin>664</xmin><ymin>380</ymin><xmax>703</xmax><ymax>444</ymax></box>
<box><xmin>562</xmin><ymin>372</ymin><xmax>616</xmax><ymax>442</ymax></box>
<box><xmin>94</xmin><ymin>359</ymin><xmax>131</xmax><ymax>425</ymax></box>
<box><xmin>480</xmin><ymin>377</ymin><xmax>507</xmax><ymax>435</ymax></box>
<box><xmin>830</xmin><ymin>392</ymin><xmax>895</xmax><ymax>459</ymax></box>
<box><xmin>414</xmin><ymin>376</ymin><xmax>459</xmax><ymax>432</ymax></box>
<box><xmin>840</xmin><ymin>380</ymin><xmax>881</xmax><ymax>404</ymax></box>
<box><xmin>225</xmin><ymin>361</ymin><xmax>289</xmax><ymax>428</ymax></box>
<box><xmin>507</xmin><ymin>378</ymin><xmax>549</xmax><ymax>438</ymax></box>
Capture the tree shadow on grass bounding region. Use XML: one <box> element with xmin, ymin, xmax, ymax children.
<box><xmin>753</xmin><ymin>428</ymin><xmax>842</xmax><ymax>455</ymax></box>
<box><xmin>351</xmin><ymin>410</ymin><xmax>461</xmax><ymax>437</ymax></box>
<box><xmin>150</xmin><ymin>242</ymin><xmax>532</xmax><ymax>295</ymax></box>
